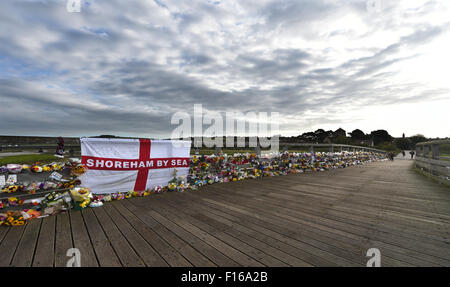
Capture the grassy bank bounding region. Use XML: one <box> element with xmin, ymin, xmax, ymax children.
<box><xmin>0</xmin><ymin>154</ymin><xmax>68</xmax><ymax>166</ymax></box>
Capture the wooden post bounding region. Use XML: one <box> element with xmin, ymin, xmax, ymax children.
<box><xmin>431</xmin><ymin>144</ymin><xmax>439</xmax><ymax>160</ymax></box>
<box><xmin>310</xmin><ymin>146</ymin><xmax>314</xmax><ymax>154</ymax></box>
<box><xmin>329</xmin><ymin>145</ymin><xmax>334</xmax><ymax>153</ymax></box>
<box><xmin>282</xmin><ymin>145</ymin><xmax>288</xmax><ymax>153</ymax></box>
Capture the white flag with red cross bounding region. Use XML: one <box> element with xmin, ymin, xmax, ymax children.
<box><xmin>79</xmin><ymin>138</ymin><xmax>191</xmax><ymax>194</ymax></box>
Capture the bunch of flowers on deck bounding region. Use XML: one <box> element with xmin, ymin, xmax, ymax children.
<box><xmin>0</xmin><ymin>151</ymin><xmax>386</xmax><ymax>227</ymax></box>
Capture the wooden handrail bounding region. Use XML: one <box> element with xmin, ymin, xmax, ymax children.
<box><xmin>415</xmin><ymin>139</ymin><xmax>450</xmax><ymax>160</ymax></box>
<box><xmin>415</xmin><ymin>139</ymin><xmax>450</xmax><ymax>180</ymax></box>
<box><xmin>2</xmin><ymin>143</ymin><xmax>387</xmax><ymax>153</ymax></box>
<box><xmin>416</xmin><ymin>139</ymin><xmax>450</xmax><ymax>146</ymax></box>
<box><xmin>278</xmin><ymin>143</ymin><xmax>386</xmax><ymax>154</ymax></box>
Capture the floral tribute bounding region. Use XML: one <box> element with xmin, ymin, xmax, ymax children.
<box><xmin>0</xmin><ymin>151</ymin><xmax>385</xmax><ymax>226</ymax></box>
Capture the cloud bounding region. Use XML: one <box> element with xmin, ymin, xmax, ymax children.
<box><xmin>0</xmin><ymin>0</ymin><xmax>449</xmax><ymax>138</ymax></box>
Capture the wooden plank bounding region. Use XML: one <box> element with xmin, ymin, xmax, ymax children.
<box><xmin>101</xmin><ymin>202</ymin><xmax>168</xmax><ymax>267</ymax></box>
<box><xmin>262</xmin><ymin>191</ymin><xmax>449</xmax><ymax>248</ymax></box>
<box><xmin>263</xmin><ymin>189</ymin><xmax>450</xmax><ymax>242</ymax></box>
<box><xmin>33</xmin><ymin>215</ymin><xmax>56</xmax><ymax>267</ymax></box>
<box><xmin>0</xmin><ymin>226</ymin><xmax>9</xmax><ymax>243</ymax></box>
<box><xmin>196</xmin><ymin>190</ymin><xmax>366</xmax><ymax>266</ymax></box>
<box><xmin>0</xmin><ymin>225</ymin><xmax>25</xmax><ymax>266</ymax></box>
<box><xmin>186</xmin><ymin>189</ymin><xmax>417</xmax><ymax>267</ymax></box>
<box><xmin>224</xmin><ymin>175</ymin><xmax>450</xmax><ymax>216</ymax></box>
<box><xmin>92</xmin><ymin>206</ymin><xmax>145</xmax><ymax>267</ymax></box>
<box><xmin>184</xmin><ymin>191</ymin><xmax>434</xmax><ymax>267</ymax></box>
<box><xmin>81</xmin><ymin>208</ymin><xmax>121</xmax><ymax>267</ymax></box>
<box><xmin>11</xmin><ymin>219</ymin><xmax>42</xmax><ymax>267</ymax></box>
<box><xmin>229</xmin><ymin>179</ymin><xmax>450</xmax><ymax>241</ymax></box>
<box><xmin>69</xmin><ymin>210</ymin><xmax>99</xmax><ymax>267</ymax></box>
<box><xmin>200</xmin><ymin>186</ymin><xmax>446</xmax><ymax>265</ymax></box>
<box><xmin>178</xmin><ymin>197</ymin><xmax>337</xmax><ymax>266</ymax></box>
<box><xmin>111</xmin><ymin>201</ymin><xmax>192</xmax><ymax>267</ymax></box>
<box><xmin>139</xmin><ymin>196</ymin><xmax>287</xmax><ymax>267</ymax></box>
<box><xmin>189</xmin><ymin>196</ymin><xmax>423</xmax><ymax>267</ymax></box>
<box><xmin>144</xmin><ymin>201</ymin><xmax>264</xmax><ymax>267</ymax></box>
<box><xmin>54</xmin><ymin>211</ymin><xmax>73</xmax><ymax>267</ymax></box>
<box><xmin>264</xmin><ymin>182</ymin><xmax>450</xmax><ymax>223</ymax></box>
<box><xmin>204</xmin><ymin>179</ymin><xmax>450</xmax><ymax>257</ymax></box>
<box><xmin>238</xmin><ymin>188</ymin><xmax>450</xmax><ymax>262</ymax></box>
<box><xmin>120</xmin><ymin>200</ymin><xmax>216</xmax><ymax>267</ymax></box>
<box><xmin>127</xmin><ymin>200</ymin><xmax>239</xmax><ymax>266</ymax></box>
<box><xmin>157</xmin><ymin>195</ymin><xmax>312</xmax><ymax>267</ymax></box>
<box><xmin>192</xmin><ymin>180</ymin><xmax>446</xmax><ymax>266</ymax></box>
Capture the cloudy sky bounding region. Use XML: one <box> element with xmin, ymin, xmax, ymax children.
<box><xmin>0</xmin><ymin>0</ymin><xmax>449</xmax><ymax>139</ymax></box>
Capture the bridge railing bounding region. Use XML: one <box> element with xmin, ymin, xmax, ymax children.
<box><xmin>415</xmin><ymin>139</ymin><xmax>450</xmax><ymax>180</ymax></box>
<box><xmin>0</xmin><ymin>144</ymin><xmax>81</xmax><ymax>156</ymax></box>
<box><xmin>3</xmin><ymin>142</ymin><xmax>387</xmax><ymax>157</ymax></box>
<box><xmin>277</xmin><ymin>143</ymin><xmax>386</xmax><ymax>154</ymax></box>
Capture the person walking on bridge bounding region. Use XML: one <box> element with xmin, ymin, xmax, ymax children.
<box><xmin>402</xmin><ymin>150</ymin><xmax>406</xmax><ymax>157</ymax></box>
<box><xmin>388</xmin><ymin>152</ymin><xmax>394</xmax><ymax>161</ymax></box>
<box><xmin>409</xmin><ymin>150</ymin><xmax>415</xmax><ymax>159</ymax></box>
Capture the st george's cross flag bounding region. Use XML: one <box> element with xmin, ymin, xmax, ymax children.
<box><xmin>79</xmin><ymin>138</ymin><xmax>191</xmax><ymax>194</ymax></box>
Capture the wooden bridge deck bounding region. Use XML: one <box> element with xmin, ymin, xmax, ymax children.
<box><xmin>1</xmin><ymin>159</ymin><xmax>449</xmax><ymax>267</ymax></box>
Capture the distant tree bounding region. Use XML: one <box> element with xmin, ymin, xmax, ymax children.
<box><xmin>333</xmin><ymin>128</ymin><xmax>346</xmax><ymax>138</ymax></box>
<box><xmin>334</xmin><ymin>135</ymin><xmax>352</xmax><ymax>145</ymax></box>
<box><xmin>349</xmin><ymin>129</ymin><xmax>365</xmax><ymax>140</ymax></box>
<box><xmin>300</xmin><ymin>132</ymin><xmax>317</xmax><ymax>143</ymax></box>
<box><xmin>314</xmin><ymin>129</ymin><xmax>325</xmax><ymax>134</ymax></box>
<box><xmin>370</xmin><ymin>130</ymin><xmax>392</xmax><ymax>146</ymax></box>
<box><xmin>395</xmin><ymin>138</ymin><xmax>410</xmax><ymax>150</ymax></box>
<box><xmin>409</xmin><ymin>134</ymin><xmax>428</xmax><ymax>148</ymax></box>
<box><xmin>322</xmin><ymin>130</ymin><xmax>334</xmax><ymax>143</ymax></box>
<box><xmin>314</xmin><ymin>129</ymin><xmax>328</xmax><ymax>143</ymax></box>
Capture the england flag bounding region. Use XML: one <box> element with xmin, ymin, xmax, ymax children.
<box><xmin>79</xmin><ymin>138</ymin><xmax>191</xmax><ymax>194</ymax></box>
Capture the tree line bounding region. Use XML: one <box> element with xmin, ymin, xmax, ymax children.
<box><xmin>280</xmin><ymin>128</ymin><xmax>429</xmax><ymax>150</ymax></box>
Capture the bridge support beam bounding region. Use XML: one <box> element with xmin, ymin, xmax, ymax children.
<box><xmin>423</xmin><ymin>145</ymin><xmax>429</xmax><ymax>158</ymax></box>
<box><xmin>431</xmin><ymin>144</ymin><xmax>439</xmax><ymax>160</ymax></box>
